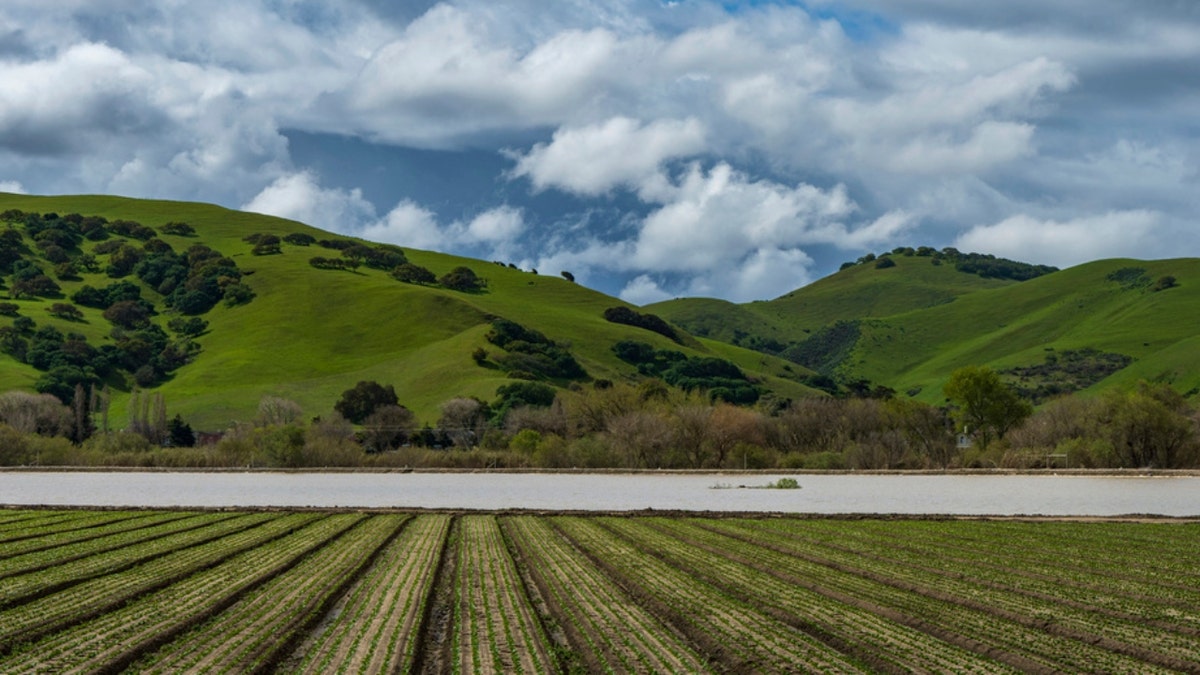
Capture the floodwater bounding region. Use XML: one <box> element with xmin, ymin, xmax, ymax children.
<box><xmin>1</xmin><ymin>471</ymin><xmax>1198</xmax><ymax>516</ymax></box>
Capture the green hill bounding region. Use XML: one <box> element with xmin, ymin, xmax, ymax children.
<box><xmin>5</xmin><ymin>192</ymin><xmax>1195</xmax><ymax>429</ymax></box>
<box><xmin>850</xmin><ymin>258</ymin><xmax>1200</xmax><ymax>402</ymax></box>
<box><xmin>653</xmin><ymin>251</ymin><xmax>1200</xmax><ymax>403</ymax></box>
<box><xmin>0</xmin><ymin>193</ymin><xmax>816</xmax><ymax>429</ymax></box>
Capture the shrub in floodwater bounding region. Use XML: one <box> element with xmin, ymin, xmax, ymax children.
<box><xmin>767</xmin><ymin>477</ymin><xmax>800</xmax><ymax>489</ymax></box>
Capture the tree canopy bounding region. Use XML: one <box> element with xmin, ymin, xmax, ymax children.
<box><xmin>334</xmin><ymin>380</ymin><xmax>400</xmax><ymax>424</ymax></box>
<box><xmin>943</xmin><ymin>365</ymin><xmax>1032</xmax><ymax>447</ymax></box>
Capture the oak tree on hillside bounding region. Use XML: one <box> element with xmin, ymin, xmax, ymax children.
<box><xmin>439</xmin><ymin>266</ymin><xmax>485</xmax><ymax>292</ymax></box>
<box><xmin>334</xmin><ymin>380</ymin><xmax>399</xmax><ymax>424</ymax></box>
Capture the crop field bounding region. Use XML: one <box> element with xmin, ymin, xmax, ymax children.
<box><xmin>0</xmin><ymin>509</ymin><xmax>1198</xmax><ymax>673</ymax></box>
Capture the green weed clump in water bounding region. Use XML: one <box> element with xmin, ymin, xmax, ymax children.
<box><xmin>767</xmin><ymin>477</ymin><xmax>800</xmax><ymax>489</ymax></box>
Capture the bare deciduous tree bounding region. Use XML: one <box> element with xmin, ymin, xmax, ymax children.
<box><xmin>256</xmin><ymin>396</ymin><xmax>303</xmax><ymax>427</ymax></box>
<box><xmin>0</xmin><ymin>391</ymin><xmax>72</xmax><ymax>436</ymax></box>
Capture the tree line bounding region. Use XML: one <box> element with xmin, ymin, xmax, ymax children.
<box><xmin>1</xmin><ymin>365</ymin><xmax>1196</xmax><ymax>470</ymax></box>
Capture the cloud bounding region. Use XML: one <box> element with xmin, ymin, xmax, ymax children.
<box><xmin>530</xmin><ymin>161</ymin><xmax>912</xmax><ymax>302</ymax></box>
<box><xmin>355</xmin><ymin>201</ymin><xmax>527</xmax><ymax>260</ymax></box>
<box><xmin>245</xmin><ymin>173</ymin><xmax>527</xmax><ymax>257</ymax></box>
<box><xmin>0</xmin><ymin>1</ymin><xmax>1197</xmax><ymax>304</ymax></box>
<box><xmin>0</xmin><ymin>42</ymin><xmax>163</xmax><ymax>155</ymax></box>
<box><xmin>464</xmin><ymin>206</ymin><xmax>525</xmax><ymax>243</ymax></box>
<box><xmin>360</xmin><ymin>201</ymin><xmax>442</xmax><ymax>249</ymax></box>
<box><xmin>324</xmin><ymin>4</ymin><xmax>627</xmax><ymax>146</ymax></box>
<box><xmin>953</xmin><ymin>210</ymin><xmax>1161</xmax><ymax>268</ymax></box>
<box><xmin>825</xmin><ymin>56</ymin><xmax>1075</xmax><ymax>173</ymax></box>
<box><xmin>628</xmin><ymin>162</ymin><xmax>895</xmax><ymax>273</ymax></box>
<box><xmin>510</xmin><ymin>117</ymin><xmax>705</xmax><ymax>195</ymax></box>
<box><xmin>241</xmin><ymin>171</ymin><xmax>376</xmax><ymax>232</ymax></box>
<box><xmin>619</xmin><ymin>274</ymin><xmax>673</xmax><ymax>305</ymax></box>
<box><xmin>614</xmin><ymin>247</ymin><xmax>816</xmax><ymax>305</ymax></box>
<box><xmin>0</xmin><ymin>180</ymin><xmax>26</xmax><ymax>194</ymax></box>
<box><xmin>886</xmin><ymin>121</ymin><xmax>1035</xmax><ymax>174</ymax></box>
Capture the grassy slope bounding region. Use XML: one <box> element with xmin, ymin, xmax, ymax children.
<box><xmin>0</xmin><ymin>193</ymin><xmax>815</xmax><ymax>428</ymax></box>
<box><xmin>850</xmin><ymin>259</ymin><xmax>1200</xmax><ymax>402</ymax></box>
<box><xmin>654</xmin><ymin>253</ymin><xmax>1200</xmax><ymax>404</ymax></box>
<box><xmin>650</xmin><ymin>254</ymin><xmax>1015</xmax><ymax>342</ymax></box>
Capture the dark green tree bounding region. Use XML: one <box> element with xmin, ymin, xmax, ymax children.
<box><xmin>334</xmin><ymin>380</ymin><xmax>400</xmax><ymax>424</ymax></box>
<box><xmin>439</xmin><ymin>266</ymin><xmax>485</xmax><ymax>292</ymax></box>
<box><xmin>392</xmin><ymin>263</ymin><xmax>437</xmax><ymax>284</ymax></box>
<box><xmin>167</xmin><ymin>414</ymin><xmax>196</xmax><ymax>447</ymax></box>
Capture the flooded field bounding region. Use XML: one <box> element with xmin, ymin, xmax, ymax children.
<box><xmin>2</xmin><ymin>471</ymin><xmax>1198</xmax><ymax>515</ymax></box>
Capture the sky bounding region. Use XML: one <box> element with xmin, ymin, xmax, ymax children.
<box><xmin>0</xmin><ymin>1</ymin><xmax>1197</xmax><ymax>304</ymax></box>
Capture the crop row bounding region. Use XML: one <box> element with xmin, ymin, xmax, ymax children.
<box><xmin>0</xmin><ymin>512</ymin><xmax>323</xmax><ymax>655</ymax></box>
<box><xmin>0</xmin><ymin>510</ymin><xmax>157</xmax><ymax>552</ymax></box>
<box><xmin>501</xmin><ymin>516</ymin><xmax>709</xmax><ymax>673</ymax></box>
<box><xmin>0</xmin><ymin>512</ymin><xmax>253</xmax><ymax>605</ymax></box>
<box><xmin>715</xmin><ymin>518</ymin><xmax>1200</xmax><ymax>668</ymax></box>
<box><xmin>129</xmin><ymin>513</ymin><xmax>402</xmax><ymax>673</ymax></box>
<box><xmin>289</xmin><ymin>514</ymin><xmax>450</xmax><ymax>674</ymax></box>
<box><xmin>0</xmin><ymin>512</ymin><xmax>350</xmax><ymax>673</ymax></box>
<box><xmin>0</xmin><ymin>509</ymin><xmax>1197</xmax><ymax>674</ymax></box>
<box><xmin>453</xmin><ymin>514</ymin><xmax>557</xmax><ymax>675</ymax></box>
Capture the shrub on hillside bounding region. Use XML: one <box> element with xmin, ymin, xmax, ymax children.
<box><xmin>602</xmin><ymin>306</ymin><xmax>680</xmax><ymax>343</ymax></box>
<box><xmin>439</xmin><ymin>266</ymin><xmax>485</xmax><ymax>292</ymax></box>
<box><xmin>392</xmin><ymin>263</ymin><xmax>436</xmax><ymax>284</ymax></box>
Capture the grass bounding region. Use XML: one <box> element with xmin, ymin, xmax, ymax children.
<box><xmin>655</xmin><ymin>252</ymin><xmax>1200</xmax><ymax>404</ymax></box>
<box><xmin>0</xmin><ymin>192</ymin><xmax>818</xmax><ymax>428</ymax></box>
<box><xmin>5</xmin><ymin>192</ymin><xmax>1197</xmax><ymax>427</ymax></box>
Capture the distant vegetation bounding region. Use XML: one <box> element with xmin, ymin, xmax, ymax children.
<box><xmin>1003</xmin><ymin>348</ymin><xmax>1133</xmax><ymax>403</ymax></box>
<box><xmin>602</xmin><ymin>306</ymin><xmax>681</xmax><ymax>343</ymax></box>
<box><xmin>613</xmin><ymin>339</ymin><xmax>760</xmax><ymax>404</ymax></box>
<box><xmin>3</xmin><ymin>367</ymin><xmax>1198</xmax><ymax>469</ymax></box>
<box><xmin>842</xmin><ymin>246</ymin><xmax>1059</xmax><ymax>282</ymax></box>
<box><xmin>0</xmin><ymin>209</ymin><xmax>251</xmax><ymax>404</ymax></box>
<box><xmin>778</xmin><ymin>320</ymin><xmax>861</xmax><ymax>375</ymax></box>
<box><xmin>2</xmin><ymin>193</ymin><xmax>1200</xmax><ymax>471</ymax></box>
<box><xmin>1106</xmin><ymin>266</ymin><xmax>1178</xmax><ymax>293</ymax></box>
<box><xmin>485</xmin><ymin>319</ymin><xmax>587</xmax><ymax>382</ymax></box>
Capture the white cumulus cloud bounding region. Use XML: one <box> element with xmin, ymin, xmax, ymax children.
<box><xmin>241</xmin><ymin>171</ymin><xmax>375</xmax><ymax>232</ymax></box>
<box><xmin>954</xmin><ymin>210</ymin><xmax>1162</xmax><ymax>268</ymax></box>
<box><xmin>619</xmin><ymin>274</ymin><xmax>673</xmax><ymax>305</ymax></box>
<box><xmin>510</xmin><ymin>117</ymin><xmax>706</xmax><ymax>196</ymax></box>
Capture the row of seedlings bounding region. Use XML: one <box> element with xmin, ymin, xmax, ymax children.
<box><xmin>552</xmin><ymin>516</ymin><xmax>865</xmax><ymax>673</ymax></box>
<box><xmin>814</xmin><ymin>519</ymin><xmax>1200</xmax><ymax>633</ymax></box>
<box><xmin>0</xmin><ymin>510</ymin><xmax>155</xmax><ymax>549</ymax></box>
<box><xmin>454</xmin><ymin>515</ymin><xmax>558</xmax><ymax>675</ymax></box>
<box><xmin>736</xmin><ymin>518</ymin><xmax>1200</xmax><ymax>669</ymax></box>
<box><xmin>925</xmin><ymin>520</ymin><xmax>1200</xmax><ymax>608</ymax></box>
<box><xmin>702</xmin><ymin>518</ymin><xmax>1182</xmax><ymax>673</ymax></box>
<box><xmin>129</xmin><ymin>514</ymin><xmax>406</xmax><ymax>673</ymax></box>
<box><xmin>608</xmin><ymin>516</ymin><xmax>1008</xmax><ymax>674</ymax></box>
<box><xmin>0</xmin><ymin>512</ymin><xmax>253</xmax><ymax>604</ymax></box>
<box><xmin>0</xmin><ymin>511</ymin><xmax>198</xmax><ymax>563</ymax></box>
<box><xmin>288</xmin><ymin>514</ymin><xmax>451</xmax><ymax>674</ymax></box>
<box><xmin>0</xmin><ymin>512</ymin><xmax>326</xmax><ymax>662</ymax></box>
<box><xmin>0</xmin><ymin>512</ymin><xmax>355</xmax><ymax>674</ymax></box>
<box><xmin>502</xmin><ymin>515</ymin><xmax>712</xmax><ymax>674</ymax></box>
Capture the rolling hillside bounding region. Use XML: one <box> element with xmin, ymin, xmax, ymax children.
<box><xmin>0</xmin><ymin>193</ymin><xmax>815</xmax><ymax>429</ymax></box>
<box><xmin>654</xmin><ymin>251</ymin><xmax>1200</xmax><ymax>404</ymax></box>
<box><xmin>4</xmin><ymin>192</ymin><xmax>1195</xmax><ymax>432</ymax></box>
